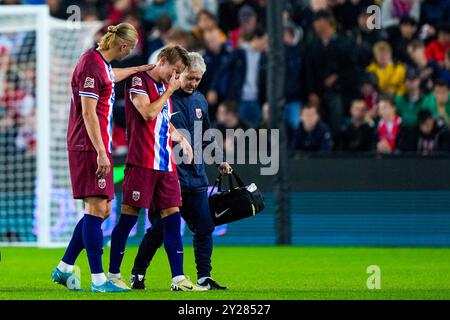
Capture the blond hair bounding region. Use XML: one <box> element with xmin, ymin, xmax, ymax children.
<box><xmin>97</xmin><ymin>23</ymin><xmax>138</xmax><ymax>51</ymax></box>
<box><xmin>157</xmin><ymin>45</ymin><xmax>190</xmax><ymax>68</ymax></box>
<box><xmin>373</xmin><ymin>41</ymin><xmax>392</xmax><ymax>55</ymax></box>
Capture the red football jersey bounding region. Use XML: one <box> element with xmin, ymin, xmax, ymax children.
<box><xmin>67</xmin><ymin>48</ymin><xmax>115</xmax><ymax>153</ymax></box>
<box><xmin>124</xmin><ymin>71</ymin><xmax>176</xmax><ymax>171</ymax></box>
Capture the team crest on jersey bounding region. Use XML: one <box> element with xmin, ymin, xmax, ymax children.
<box><xmin>132</xmin><ymin>191</ymin><xmax>140</xmax><ymax>201</ymax></box>
<box><xmin>98</xmin><ymin>178</ymin><xmax>106</xmax><ymax>189</ymax></box>
<box><xmin>132</xmin><ymin>76</ymin><xmax>142</xmax><ymax>87</ymax></box>
<box><xmin>195</xmin><ymin>108</ymin><xmax>202</xmax><ymax>119</ymax></box>
<box><xmin>84</xmin><ymin>77</ymin><xmax>95</xmax><ymax>88</ymax></box>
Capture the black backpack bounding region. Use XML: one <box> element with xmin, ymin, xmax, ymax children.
<box><xmin>208</xmin><ymin>171</ymin><xmax>265</xmax><ymax>226</ymax></box>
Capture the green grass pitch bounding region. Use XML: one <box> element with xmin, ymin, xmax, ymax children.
<box><xmin>1</xmin><ymin>246</ymin><xmax>450</xmax><ymax>300</ymax></box>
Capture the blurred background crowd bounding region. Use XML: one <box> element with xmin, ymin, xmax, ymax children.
<box><xmin>2</xmin><ymin>0</ymin><xmax>450</xmax><ymax>157</ymax></box>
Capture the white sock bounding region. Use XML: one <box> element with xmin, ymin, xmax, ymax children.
<box><xmin>197</xmin><ymin>277</ymin><xmax>211</xmax><ymax>284</ymax></box>
<box><xmin>57</xmin><ymin>261</ymin><xmax>73</xmax><ymax>273</ymax></box>
<box><xmin>91</xmin><ymin>273</ymin><xmax>107</xmax><ymax>286</ymax></box>
<box><xmin>108</xmin><ymin>272</ymin><xmax>121</xmax><ymax>279</ymax></box>
<box><xmin>172</xmin><ymin>275</ymin><xmax>186</xmax><ymax>283</ymax></box>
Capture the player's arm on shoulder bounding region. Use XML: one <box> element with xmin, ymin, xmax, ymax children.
<box><xmin>112</xmin><ymin>64</ymin><xmax>155</xmax><ymax>83</ymax></box>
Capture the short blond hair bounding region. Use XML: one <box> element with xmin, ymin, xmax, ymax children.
<box><xmin>157</xmin><ymin>45</ymin><xmax>190</xmax><ymax>68</ymax></box>
<box><xmin>97</xmin><ymin>23</ymin><xmax>138</xmax><ymax>51</ymax></box>
<box><xmin>373</xmin><ymin>41</ymin><xmax>392</xmax><ymax>55</ymax></box>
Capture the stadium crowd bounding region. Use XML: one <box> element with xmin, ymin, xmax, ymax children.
<box><xmin>1</xmin><ymin>0</ymin><xmax>450</xmax><ymax>157</ymax></box>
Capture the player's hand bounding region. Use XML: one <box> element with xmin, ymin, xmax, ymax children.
<box><xmin>168</xmin><ymin>71</ymin><xmax>181</xmax><ymax>93</ymax></box>
<box><xmin>135</xmin><ymin>64</ymin><xmax>156</xmax><ymax>73</ymax></box>
<box><xmin>218</xmin><ymin>162</ymin><xmax>232</xmax><ymax>176</ymax></box>
<box><xmin>179</xmin><ymin>136</ymin><xmax>193</xmax><ymax>164</ymax></box>
<box><xmin>96</xmin><ymin>151</ymin><xmax>111</xmax><ymax>179</ymax></box>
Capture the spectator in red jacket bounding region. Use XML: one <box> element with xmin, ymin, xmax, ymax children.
<box><xmin>425</xmin><ymin>24</ymin><xmax>450</xmax><ymax>64</ymax></box>
<box><xmin>377</xmin><ymin>95</ymin><xmax>402</xmax><ymax>154</ymax></box>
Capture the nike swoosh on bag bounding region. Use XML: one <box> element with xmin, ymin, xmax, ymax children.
<box><xmin>215</xmin><ymin>208</ymin><xmax>230</xmax><ymax>218</ymax></box>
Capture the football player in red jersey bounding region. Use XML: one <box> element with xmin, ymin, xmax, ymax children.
<box><xmin>52</xmin><ymin>23</ymin><xmax>154</xmax><ymax>293</ymax></box>
<box><xmin>107</xmin><ymin>45</ymin><xmax>206</xmax><ymax>291</ymax></box>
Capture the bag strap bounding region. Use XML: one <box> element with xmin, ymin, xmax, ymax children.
<box><xmin>209</xmin><ymin>170</ymin><xmax>245</xmax><ymax>196</ymax></box>
<box><xmin>209</xmin><ymin>174</ymin><xmax>222</xmax><ymax>197</ymax></box>
<box><xmin>228</xmin><ymin>173</ymin><xmax>234</xmax><ymax>190</ymax></box>
<box><xmin>231</xmin><ymin>171</ymin><xmax>245</xmax><ymax>188</ymax></box>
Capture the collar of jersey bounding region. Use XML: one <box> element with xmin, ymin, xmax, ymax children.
<box><xmin>94</xmin><ymin>48</ymin><xmax>111</xmax><ymax>67</ymax></box>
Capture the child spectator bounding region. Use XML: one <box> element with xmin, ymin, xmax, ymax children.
<box><xmin>337</xmin><ymin>99</ymin><xmax>376</xmax><ymax>152</ymax></box>
<box><xmin>360</xmin><ymin>72</ymin><xmax>380</xmax><ymax>121</ymax></box>
<box><xmin>293</xmin><ymin>104</ymin><xmax>333</xmax><ymax>154</ymax></box>
<box><xmin>395</xmin><ymin>68</ymin><xmax>433</xmax><ymax>127</ymax></box>
<box><xmin>367</xmin><ymin>41</ymin><xmax>407</xmax><ymax>96</ymax></box>
<box><xmin>423</xmin><ymin>79</ymin><xmax>450</xmax><ymax>126</ymax></box>
<box><xmin>377</xmin><ymin>95</ymin><xmax>402</xmax><ymax>154</ymax></box>
<box><xmin>416</xmin><ymin>110</ymin><xmax>450</xmax><ymax>155</ymax></box>
<box><xmin>425</xmin><ymin>23</ymin><xmax>450</xmax><ymax>64</ymax></box>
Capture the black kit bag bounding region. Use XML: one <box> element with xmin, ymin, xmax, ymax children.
<box><xmin>208</xmin><ymin>171</ymin><xmax>265</xmax><ymax>226</ymax></box>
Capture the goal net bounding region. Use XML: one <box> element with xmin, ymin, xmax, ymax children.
<box><xmin>0</xmin><ymin>5</ymin><xmax>102</xmax><ymax>246</ymax></box>
<box><xmin>0</xmin><ymin>5</ymin><xmax>226</xmax><ymax>248</ymax></box>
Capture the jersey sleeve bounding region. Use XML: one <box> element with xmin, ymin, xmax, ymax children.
<box><xmin>78</xmin><ymin>62</ymin><xmax>104</xmax><ymax>101</ymax></box>
<box><xmin>128</xmin><ymin>74</ymin><xmax>149</xmax><ymax>96</ymax></box>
